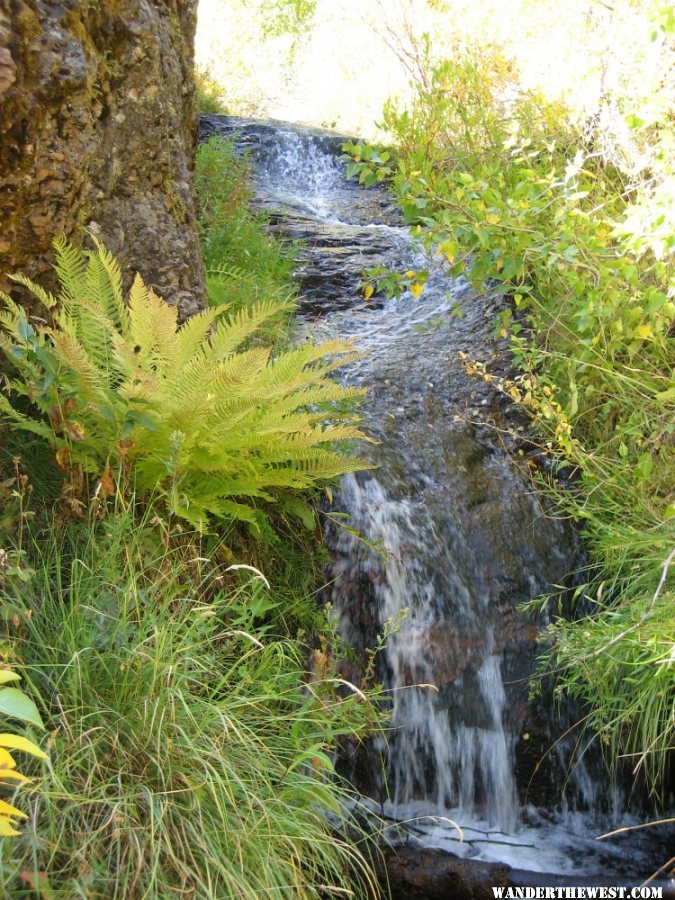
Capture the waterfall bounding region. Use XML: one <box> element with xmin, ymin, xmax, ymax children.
<box><xmin>201</xmin><ymin>114</ymin><xmax>675</xmax><ymax>878</ymax></box>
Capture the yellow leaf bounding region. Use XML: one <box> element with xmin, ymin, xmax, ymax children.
<box><xmin>0</xmin><ymin>749</ymin><xmax>16</xmax><ymax>769</ymax></box>
<box><xmin>0</xmin><ymin>798</ymin><xmax>26</xmax><ymax>819</ymax></box>
<box><xmin>55</xmin><ymin>446</ymin><xmax>70</xmax><ymax>470</ymax></box>
<box><xmin>63</xmin><ymin>421</ymin><xmax>86</xmax><ymax>442</ymax></box>
<box><xmin>0</xmin><ymin>672</ymin><xmax>20</xmax><ymax>686</ymax></box>
<box><xmin>0</xmin><ymin>734</ymin><xmax>48</xmax><ymax>760</ymax></box>
<box><xmin>635</xmin><ymin>323</ymin><xmax>653</xmax><ymax>340</ymax></box>
<box><xmin>363</xmin><ymin>284</ymin><xmax>374</xmax><ymax>301</ymax></box>
<box><xmin>0</xmin><ymin>768</ymin><xmax>31</xmax><ymax>783</ymax></box>
<box><xmin>438</xmin><ymin>241</ymin><xmax>458</xmax><ymax>262</ymax></box>
<box><xmin>410</xmin><ymin>282</ymin><xmax>424</xmax><ymax>299</ymax></box>
<box><xmin>0</xmin><ymin>816</ymin><xmax>21</xmax><ymax>837</ymax></box>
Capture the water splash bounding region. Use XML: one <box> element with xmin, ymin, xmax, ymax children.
<box><xmin>329</xmin><ymin>470</ymin><xmax>522</xmax><ymax>829</ymax></box>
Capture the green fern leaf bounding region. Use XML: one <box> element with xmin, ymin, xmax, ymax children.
<box><xmin>208</xmin><ymin>299</ymin><xmax>294</xmax><ymax>360</ymax></box>
<box><xmin>0</xmin><ymin>393</ymin><xmax>53</xmax><ymax>439</ymax></box>
<box><xmin>53</xmin><ymin>236</ymin><xmax>88</xmax><ymax>308</ymax></box>
<box><xmin>8</xmin><ymin>275</ymin><xmax>58</xmax><ymax>310</ymax></box>
<box><xmin>86</xmin><ymin>238</ymin><xmax>128</xmax><ymax>332</ymax></box>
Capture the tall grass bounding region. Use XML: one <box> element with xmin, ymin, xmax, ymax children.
<box><xmin>195</xmin><ymin>137</ymin><xmax>299</xmax><ymax>346</ymax></box>
<box><xmin>0</xmin><ymin>515</ymin><xmax>381</xmax><ymax>898</ymax></box>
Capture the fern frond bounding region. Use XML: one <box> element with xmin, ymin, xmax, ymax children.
<box><xmin>0</xmin><ymin>393</ymin><xmax>53</xmax><ymax>440</ymax></box>
<box><xmin>86</xmin><ymin>238</ymin><xmax>129</xmax><ymax>332</ymax></box>
<box><xmin>210</xmin><ymin>347</ymin><xmax>271</xmax><ymax>389</ymax></box>
<box><xmin>205</xmin><ymin>263</ymin><xmax>254</xmax><ymax>282</ymax></box>
<box><xmin>207</xmin><ymin>299</ymin><xmax>294</xmax><ymax>360</ymax></box>
<box><xmin>0</xmin><ymin>293</ymin><xmax>23</xmax><ymax>334</ymax></box>
<box><xmin>53</xmin><ymin>236</ymin><xmax>87</xmax><ymax>308</ymax></box>
<box><xmin>166</xmin><ymin>347</ymin><xmax>271</xmax><ymax>431</ymax></box>
<box><xmin>49</xmin><ymin>332</ymin><xmax>111</xmax><ymax>404</ymax></box>
<box><xmin>8</xmin><ymin>274</ymin><xmax>58</xmax><ymax>310</ymax></box>
<box><xmin>175</xmin><ymin>305</ymin><xmax>224</xmax><ymax>366</ymax></box>
<box><xmin>57</xmin><ymin>294</ymin><xmax>118</xmax><ymax>376</ymax></box>
<box><xmin>252</xmin><ymin>340</ymin><xmax>360</xmax><ymax>394</ymax></box>
<box><xmin>127</xmin><ymin>273</ymin><xmax>152</xmax><ymax>350</ymax></box>
<box><xmin>128</xmin><ymin>276</ymin><xmax>180</xmax><ymax>375</ymax></box>
<box><xmin>172</xmin><ymin>494</ymin><xmax>262</xmax><ymax>530</ymax></box>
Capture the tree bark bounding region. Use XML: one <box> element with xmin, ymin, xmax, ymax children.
<box><xmin>0</xmin><ymin>0</ymin><xmax>206</xmax><ymax>319</ymax></box>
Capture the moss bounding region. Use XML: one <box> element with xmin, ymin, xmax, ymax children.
<box><xmin>162</xmin><ymin>177</ymin><xmax>188</xmax><ymax>223</ymax></box>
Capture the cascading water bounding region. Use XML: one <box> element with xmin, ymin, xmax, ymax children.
<box><xmin>202</xmin><ymin>115</ymin><xmax>674</xmax><ymax>882</ymax></box>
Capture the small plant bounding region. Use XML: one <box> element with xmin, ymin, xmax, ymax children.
<box><xmin>0</xmin><ymin>239</ymin><xmax>370</xmax><ymax>534</ymax></box>
<box><xmin>0</xmin><ymin>669</ymin><xmax>46</xmax><ymax>837</ymax></box>
<box><xmin>194</xmin><ymin>66</ymin><xmax>228</xmax><ymax>115</ymax></box>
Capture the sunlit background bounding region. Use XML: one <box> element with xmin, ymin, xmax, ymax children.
<box><xmin>195</xmin><ymin>0</ymin><xmax>670</xmax><ymax>153</ymax></box>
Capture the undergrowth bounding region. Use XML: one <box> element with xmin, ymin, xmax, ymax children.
<box><xmin>0</xmin><ymin>512</ymin><xmax>382</xmax><ymax>898</ymax></box>
<box><xmin>0</xmin><ymin>115</ymin><xmax>385</xmax><ymax>894</ymax></box>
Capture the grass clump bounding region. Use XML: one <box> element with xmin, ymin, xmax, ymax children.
<box><xmin>0</xmin><ymin>514</ymin><xmax>382</xmax><ymax>898</ymax></box>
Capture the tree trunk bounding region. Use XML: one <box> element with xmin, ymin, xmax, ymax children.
<box><xmin>0</xmin><ymin>0</ymin><xmax>206</xmax><ymax>320</ymax></box>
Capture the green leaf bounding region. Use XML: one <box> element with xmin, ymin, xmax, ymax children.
<box><xmin>0</xmin><ymin>688</ymin><xmax>44</xmax><ymax>729</ymax></box>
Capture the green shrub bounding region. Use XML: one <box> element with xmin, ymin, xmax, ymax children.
<box><xmin>0</xmin><ymin>239</ymin><xmax>369</xmax><ymax>535</ymax></box>
<box><xmin>0</xmin><ymin>515</ymin><xmax>381</xmax><ymax>897</ymax></box>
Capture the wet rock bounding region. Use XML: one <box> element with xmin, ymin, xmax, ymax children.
<box><xmin>376</xmin><ymin>845</ymin><xmax>510</xmax><ymax>900</ymax></box>
<box><xmin>1</xmin><ymin>1</ymin><xmax>206</xmax><ymax>318</ymax></box>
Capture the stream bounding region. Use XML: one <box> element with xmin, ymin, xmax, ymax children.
<box><xmin>200</xmin><ymin>115</ymin><xmax>674</xmax><ymax>888</ymax></box>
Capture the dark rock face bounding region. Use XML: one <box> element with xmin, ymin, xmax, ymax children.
<box><xmin>377</xmin><ymin>845</ymin><xmax>511</xmax><ymax>900</ymax></box>
<box><xmin>0</xmin><ymin>0</ymin><xmax>206</xmax><ymax>319</ymax></box>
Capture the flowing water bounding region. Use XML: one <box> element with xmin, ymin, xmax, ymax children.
<box><xmin>202</xmin><ymin>115</ymin><xmax>674</xmax><ymax>883</ymax></box>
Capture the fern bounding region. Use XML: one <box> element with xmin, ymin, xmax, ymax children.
<box><xmin>0</xmin><ymin>240</ymin><xmax>370</xmax><ymax>533</ymax></box>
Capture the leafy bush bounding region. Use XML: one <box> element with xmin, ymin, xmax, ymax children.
<box><xmin>0</xmin><ymin>239</ymin><xmax>369</xmax><ymax>535</ymax></box>
<box><xmin>0</xmin><ymin>515</ymin><xmax>381</xmax><ymax>897</ymax></box>
<box><xmin>344</xmin><ymin>38</ymin><xmax>675</xmax><ymax>795</ymax></box>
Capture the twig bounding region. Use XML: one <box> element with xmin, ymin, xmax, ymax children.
<box><xmin>597</xmin><ymin>817</ymin><xmax>675</xmax><ymax>840</ymax></box>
